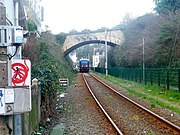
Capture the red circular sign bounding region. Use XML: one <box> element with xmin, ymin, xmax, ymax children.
<box><xmin>12</xmin><ymin>60</ymin><xmax>29</xmax><ymax>86</ymax></box>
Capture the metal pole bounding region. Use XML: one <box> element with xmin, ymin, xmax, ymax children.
<box><xmin>14</xmin><ymin>2</ymin><xmax>23</xmax><ymax>135</ymax></box>
<box><xmin>15</xmin><ymin>1</ymin><xmax>19</xmax><ymax>26</ymax></box>
<box><xmin>142</xmin><ymin>37</ymin><xmax>145</xmax><ymax>83</ymax></box>
<box><xmin>105</xmin><ymin>29</ymin><xmax>108</xmax><ymax>76</ymax></box>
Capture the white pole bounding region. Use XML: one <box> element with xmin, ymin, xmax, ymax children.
<box><xmin>143</xmin><ymin>37</ymin><xmax>145</xmax><ymax>82</ymax></box>
<box><xmin>105</xmin><ymin>29</ymin><xmax>108</xmax><ymax>76</ymax></box>
<box><xmin>15</xmin><ymin>1</ymin><xmax>19</xmax><ymax>26</ymax></box>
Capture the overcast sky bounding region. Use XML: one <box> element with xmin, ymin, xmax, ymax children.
<box><xmin>42</xmin><ymin>0</ymin><xmax>155</xmax><ymax>34</ymax></box>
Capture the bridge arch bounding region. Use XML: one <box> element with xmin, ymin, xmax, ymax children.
<box><xmin>63</xmin><ymin>29</ymin><xmax>124</xmax><ymax>56</ymax></box>
<box><xmin>63</xmin><ymin>40</ymin><xmax>118</xmax><ymax>56</ymax></box>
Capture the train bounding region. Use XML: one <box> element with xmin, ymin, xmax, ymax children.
<box><xmin>79</xmin><ymin>59</ymin><xmax>89</xmax><ymax>72</ymax></box>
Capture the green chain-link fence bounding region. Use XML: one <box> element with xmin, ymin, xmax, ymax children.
<box><xmin>92</xmin><ymin>67</ymin><xmax>180</xmax><ymax>92</ymax></box>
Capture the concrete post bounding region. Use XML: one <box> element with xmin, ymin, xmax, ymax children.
<box><xmin>0</xmin><ymin>5</ymin><xmax>6</xmax><ymax>25</ymax></box>
<box><xmin>23</xmin><ymin>78</ymin><xmax>40</xmax><ymax>135</ymax></box>
<box><xmin>0</xmin><ymin>4</ymin><xmax>12</xmax><ymax>135</ymax></box>
<box><xmin>0</xmin><ymin>46</ymin><xmax>9</xmax><ymax>135</ymax></box>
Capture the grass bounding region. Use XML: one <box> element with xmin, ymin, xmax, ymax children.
<box><xmin>57</xmin><ymin>86</ymin><xmax>67</xmax><ymax>93</ymax></box>
<box><xmin>50</xmin><ymin>123</ymin><xmax>65</xmax><ymax>135</ymax></box>
<box><xmin>147</xmin><ymin>131</ymin><xmax>154</xmax><ymax>135</ymax></box>
<box><xmin>105</xmin><ymin>95</ymin><xmax>113</xmax><ymax>101</ymax></box>
<box><xmin>63</xmin><ymin>107</ymin><xmax>76</xmax><ymax>117</ymax></box>
<box><xmin>97</xmin><ymin>73</ymin><xmax>180</xmax><ymax>115</ymax></box>
<box><xmin>85</xmin><ymin>96</ymin><xmax>91</xmax><ymax>100</ymax></box>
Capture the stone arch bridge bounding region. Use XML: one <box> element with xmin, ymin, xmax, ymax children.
<box><xmin>63</xmin><ymin>29</ymin><xmax>124</xmax><ymax>56</ymax></box>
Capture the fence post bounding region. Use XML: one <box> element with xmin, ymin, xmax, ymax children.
<box><xmin>151</xmin><ymin>70</ymin><xmax>153</xmax><ymax>85</ymax></box>
<box><xmin>135</xmin><ymin>70</ymin><xmax>137</xmax><ymax>82</ymax></box>
<box><xmin>178</xmin><ymin>69</ymin><xmax>180</xmax><ymax>92</ymax></box>
<box><xmin>139</xmin><ymin>69</ymin><xmax>142</xmax><ymax>83</ymax></box>
<box><xmin>158</xmin><ymin>70</ymin><xmax>160</xmax><ymax>86</ymax></box>
<box><xmin>128</xmin><ymin>69</ymin><xmax>130</xmax><ymax>80</ymax></box>
<box><xmin>130</xmin><ymin>69</ymin><xmax>132</xmax><ymax>80</ymax></box>
<box><xmin>122</xmin><ymin>69</ymin><xmax>124</xmax><ymax>79</ymax></box>
<box><xmin>145</xmin><ymin>69</ymin><xmax>147</xmax><ymax>84</ymax></box>
<box><xmin>167</xmin><ymin>70</ymin><xmax>169</xmax><ymax>90</ymax></box>
<box><xmin>123</xmin><ymin>69</ymin><xmax>126</xmax><ymax>79</ymax></box>
<box><xmin>132</xmin><ymin>70</ymin><xmax>134</xmax><ymax>81</ymax></box>
<box><xmin>125</xmin><ymin>69</ymin><xmax>127</xmax><ymax>79</ymax></box>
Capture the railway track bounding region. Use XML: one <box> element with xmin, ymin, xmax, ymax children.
<box><xmin>82</xmin><ymin>73</ymin><xmax>180</xmax><ymax>135</ymax></box>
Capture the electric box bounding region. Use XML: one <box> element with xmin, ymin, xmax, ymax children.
<box><xmin>0</xmin><ymin>25</ymin><xmax>23</xmax><ymax>45</ymax></box>
<box><xmin>13</xmin><ymin>27</ymin><xmax>23</xmax><ymax>43</ymax></box>
<box><xmin>0</xmin><ymin>86</ymin><xmax>31</xmax><ymax>115</ymax></box>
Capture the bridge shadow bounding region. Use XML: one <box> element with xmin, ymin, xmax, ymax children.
<box><xmin>63</xmin><ymin>40</ymin><xmax>118</xmax><ymax>56</ymax></box>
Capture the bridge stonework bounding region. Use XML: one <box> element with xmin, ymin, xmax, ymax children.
<box><xmin>63</xmin><ymin>29</ymin><xmax>124</xmax><ymax>56</ymax></box>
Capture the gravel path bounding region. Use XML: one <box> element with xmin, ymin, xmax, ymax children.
<box><xmin>50</xmin><ymin>73</ymin><xmax>117</xmax><ymax>135</ymax></box>
<box><xmin>47</xmin><ymin>73</ymin><xmax>180</xmax><ymax>135</ymax></box>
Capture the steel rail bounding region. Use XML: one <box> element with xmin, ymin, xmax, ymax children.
<box><xmin>89</xmin><ymin>73</ymin><xmax>180</xmax><ymax>132</ymax></box>
<box><xmin>82</xmin><ymin>73</ymin><xmax>123</xmax><ymax>135</ymax></box>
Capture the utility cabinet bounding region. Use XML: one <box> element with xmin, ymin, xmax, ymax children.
<box><xmin>0</xmin><ymin>86</ymin><xmax>31</xmax><ymax>115</ymax></box>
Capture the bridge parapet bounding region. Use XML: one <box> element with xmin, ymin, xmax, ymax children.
<box><xmin>63</xmin><ymin>29</ymin><xmax>124</xmax><ymax>54</ymax></box>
